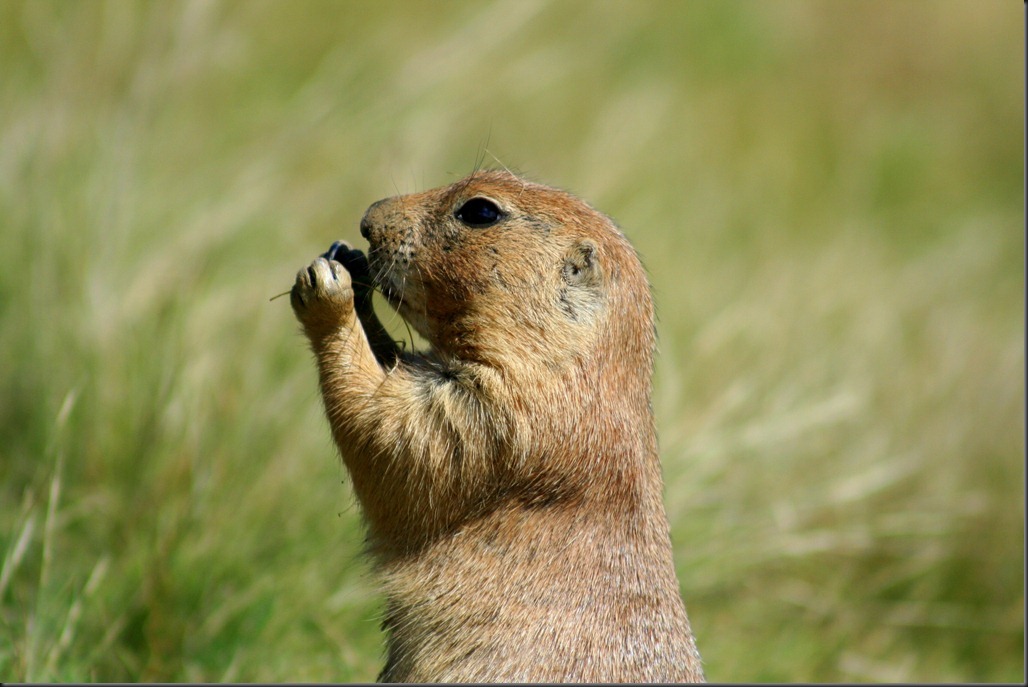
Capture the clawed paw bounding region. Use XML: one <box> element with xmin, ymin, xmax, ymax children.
<box><xmin>290</xmin><ymin>255</ymin><xmax>354</xmax><ymax>327</ymax></box>
<box><xmin>322</xmin><ymin>240</ymin><xmax>373</xmax><ymax>300</ymax></box>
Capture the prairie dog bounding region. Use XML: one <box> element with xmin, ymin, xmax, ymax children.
<box><xmin>290</xmin><ymin>170</ymin><xmax>704</xmax><ymax>682</ymax></box>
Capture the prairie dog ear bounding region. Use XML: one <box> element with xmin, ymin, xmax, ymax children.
<box><xmin>562</xmin><ymin>239</ymin><xmax>603</xmax><ymax>288</ymax></box>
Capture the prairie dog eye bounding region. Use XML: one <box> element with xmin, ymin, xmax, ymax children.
<box><xmin>455</xmin><ymin>197</ymin><xmax>504</xmax><ymax>228</ymax></box>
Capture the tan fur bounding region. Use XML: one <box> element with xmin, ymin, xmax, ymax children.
<box><xmin>290</xmin><ymin>170</ymin><xmax>704</xmax><ymax>682</ymax></box>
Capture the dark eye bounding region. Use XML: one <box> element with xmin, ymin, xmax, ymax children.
<box><xmin>455</xmin><ymin>197</ymin><xmax>503</xmax><ymax>228</ymax></box>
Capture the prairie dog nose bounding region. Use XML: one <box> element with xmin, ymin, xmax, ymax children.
<box><xmin>360</xmin><ymin>197</ymin><xmax>392</xmax><ymax>240</ymax></box>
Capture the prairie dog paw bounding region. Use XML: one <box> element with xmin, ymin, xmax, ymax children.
<box><xmin>291</xmin><ymin>256</ymin><xmax>355</xmax><ymax>330</ymax></box>
<box><xmin>323</xmin><ymin>240</ymin><xmax>373</xmax><ymax>301</ymax></box>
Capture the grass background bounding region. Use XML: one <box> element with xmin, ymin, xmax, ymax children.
<box><xmin>0</xmin><ymin>0</ymin><xmax>1022</xmax><ymax>681</ymax></box>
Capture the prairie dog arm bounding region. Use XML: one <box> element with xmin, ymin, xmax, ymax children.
<box><xmin>291</xmin><ymin>253</ymin><xmax>502</xmax><ymax>547</ymax></box>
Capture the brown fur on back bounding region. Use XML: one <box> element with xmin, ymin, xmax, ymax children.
<box><xmin>289</xmin><ymin>170</ymin><xmax>704</xmax><ymax>682</ymax></box>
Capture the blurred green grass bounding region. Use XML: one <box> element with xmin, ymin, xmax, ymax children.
<box><xmin>0</xmin><ymin>0</ymin><xmax>1021</xmax><ymax>681</ymax></box>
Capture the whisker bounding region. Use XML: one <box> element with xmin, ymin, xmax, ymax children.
<box><xmin>367</xmin><ymin>245</ymin><xmax>416</xmax><ymax>349</ymax></box>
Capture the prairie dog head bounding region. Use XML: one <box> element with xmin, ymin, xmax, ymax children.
<box><xmin>359</xmin><ymin>170</ymin><xmax>653</xmax><ymax>372</ymax></box>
